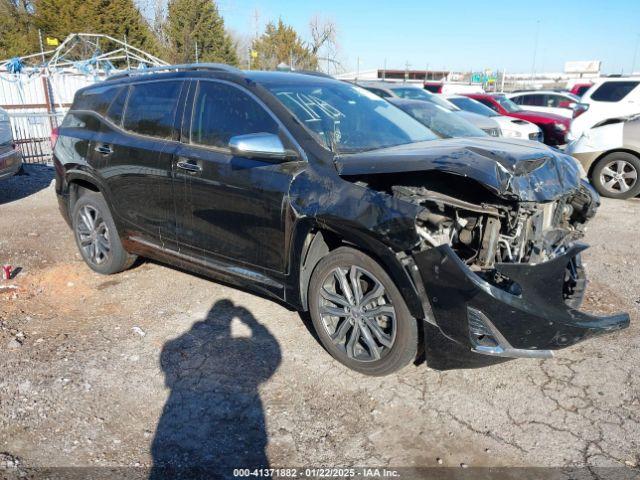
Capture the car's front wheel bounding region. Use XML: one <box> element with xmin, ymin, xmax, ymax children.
<box><xmin>72</xmin><ymin>191</ymin><xmax>136</xmax><ymax>275</ymax></box>
<box><xmin>308</xmin><ymin>247</ymin><xmax>418</xmax><ymax>376</ymax></box>
<box><xmin>591</xmin><ymin>152</ymin><xmax>640</xmax><ymax>199</ymax></box>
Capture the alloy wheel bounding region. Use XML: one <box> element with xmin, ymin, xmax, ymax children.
<box><xmin>600</xmin><ymin>159</ymin><xmax>638</xmax><ymax>194</ymax></box>
<box><xmin>76</xmin><ymin>205</ymin><xmax>111</xmax><ymax>266</ymax></box>
<box><xmin>318</xmin><ymin>265</ymin><xmax>397</xmax><ymax>362</ymax></box>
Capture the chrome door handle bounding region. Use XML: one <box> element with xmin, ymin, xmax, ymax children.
<box><xmin>176</xmin><ymin>160</ymin><xmax>202</xmax><ymax>173</ymax></box>
<box><xmin>95</xmin><ymin>144</ymin><xmax>113</xmax><ymax>155</ymax></box>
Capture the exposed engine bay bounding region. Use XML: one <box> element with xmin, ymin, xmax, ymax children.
<box><xmin>391</xmin><ymin>181</ymin><xmax>598</xmax><ymax>270</ymax></box>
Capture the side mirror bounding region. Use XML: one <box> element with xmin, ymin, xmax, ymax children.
<box><xmin>229</xmin><ymin>133</ymin><xmax>295</xmax><ymax>162</ymax></box>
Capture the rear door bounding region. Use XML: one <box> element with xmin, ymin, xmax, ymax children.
<box><xmin>98</xmin><ymin>79</ymin><xmax>186</xmax><ymax>246</ymax></box>
<box><xmin>173</xmin><ymin>79</ymin><xmax>303</xmax><ymax>274</ymax></box>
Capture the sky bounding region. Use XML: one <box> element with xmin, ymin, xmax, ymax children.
<box><xmin>214</xmin><ymin>0</ymin><xmax>640</xmax><ymax>74</ymax></box>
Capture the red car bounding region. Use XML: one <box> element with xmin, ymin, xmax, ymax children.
<box><xmin>569</xmin><ymin>83</ymin><xmax>593</xmax><ymax>97</ymax></box>
<box><xmin>464</xmin><ymin>93</ymin><xmax>570</xmax><ymax>146</ymax></box>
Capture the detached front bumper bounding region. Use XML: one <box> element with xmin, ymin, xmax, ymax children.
<box><xmin>414</xmin><ymin>244</ymin><xmax>629</xmax><ymax>359</ymax></box>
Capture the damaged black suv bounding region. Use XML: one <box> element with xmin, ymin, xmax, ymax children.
<box><xmin>54</xmin><ymin>65</ymin><xmax>629</xmax><ymax>376</ymax></box>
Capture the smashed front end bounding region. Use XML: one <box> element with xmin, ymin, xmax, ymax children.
<box><xmin>400</xmin><ymin>178</ymin><xmax>628</xmax><ymax>359</ymax></box>
<box><xmin>336</xmin><ymin>140</ymin><xmax>630</xmax><ymax>360</ymax></box>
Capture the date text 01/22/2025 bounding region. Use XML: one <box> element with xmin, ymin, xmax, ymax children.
<box><xmin>232</xmin><ymin>468</ymin><xmax>400</xmax><ymax>477</ymax></box>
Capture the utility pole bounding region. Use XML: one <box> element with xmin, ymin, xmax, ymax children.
<box><xmin>382</xmin><ymin>58</ymin><xmax>387</xmax><ymax>81</ymax></box>
<box><xmin>404</xmin><ymin>60</ymin><xmax>411</xmax><ymax>83</ymax></box>
<box><xmin>531</xmin><ymin>20</ymin><xmax>540</xmax><ymax>84</ymax></box>
<box><xmin>356</xmin><ymin>56</ymin><xmax>360</xmax><ymax>81</ymax></box>
<box><xmin>195</xmin><ymin>41</ymin><xmax>199</xmax><ymax>64</ymax></box>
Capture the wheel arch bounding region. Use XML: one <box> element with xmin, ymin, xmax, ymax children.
<box><xmin>294</xmin><ymin>223</ymin><xmax>426</xmax><ymax>321</ymax></box>
<box><xmin>588</xmin><ymin>148</ymin><xmax>640</xmax><ymax>179</ymax></box>
<box><xmin>64</xmin><ymin>171</ymin><xmax>108</xmax><ymax>211</ymax></box>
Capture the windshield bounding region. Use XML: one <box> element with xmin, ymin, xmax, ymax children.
<box><xmin>494</xmin><ymin>95</ymin><xmax>522</xmax><ymax>113</ymax></box>
<box><xmin>267</xmin><ymin>82</ymin><xmax>438</xmax><ymax>153</ymax></box>
<box><xmin>448</xmin><ymin>96</ymin><xmax>499</xmax><ymax>117</ymax></box>
<box><xmin>395</xmin><ymin>101</ymin><xmax>487</xmax><ymax>139</ymax></box>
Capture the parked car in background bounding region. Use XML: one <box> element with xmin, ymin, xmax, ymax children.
<box><xmin>357</xmin><ymin>82</ymin><xmax>502</xmax><ymax>137</ymax></box>
<box><xmin>507</xmin><ymin>91</ymin><xmax>579</xmax><ymax>119</ymax></box>
<box><xmin>569</xmin><ymin>77</ymin><xmax>640</xmax><ymax>141</ymax></box>
<box><xmin>447</xmin><ymin>95</ymin><xmax>543</xmax><ymax>142</ymax></box>
<box><xmin>387</xmin><ymin>98</ymin><xmax>489</xmax><ymax>139</ymax></box>
<box><xmin>53</xmin><ymin>66</ymin><xmax>628</xmax><ymax>375</ymax></box>
<box><xmin>464</xmin><ymin>93</ymin><xmax>570</xmax><ymax>146</ymax></box>
<box><xmin>569</xmin><ymin>83</ymin><xmax>593</xmax><ymax>98</ymax></box>
<box><xmin>423</xmin><ymin>82</ymin><xmax>442</xmax><ymax>93</ymax></box>
<box><xmin>0</xmin><ymin>107</ymin><xmax>22</xmax><ymax>181</ymax></box>
<box><xmin>566</xmin><ymin>114</ymin><xmax>640</xmax><ymax>199</ymax></box>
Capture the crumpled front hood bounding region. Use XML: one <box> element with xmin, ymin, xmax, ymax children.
<box><xmin>334</xmin><ymin>137</ymin><xmax>582</xmax><ymax>202</ymax></box>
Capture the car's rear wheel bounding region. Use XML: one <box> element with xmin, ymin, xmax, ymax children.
<box><xmin>308</xmin><ymin>247</ymin><xmax>418</xmax><ymax>376</ymax></box>
<box><xmin>72</xmin><ymin>191</ymin><xmax>136</xmax><ymax>275</ymax></box>
<box><xmin>591</xmin><ymin>152</ymin><xmax>640</xmax><ymax>199</ymax></box>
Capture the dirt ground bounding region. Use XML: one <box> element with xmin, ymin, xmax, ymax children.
<box><xmin>0</xmin><ymin>165</ymin><xmax>639</xmax><ymax>475</ymax></box>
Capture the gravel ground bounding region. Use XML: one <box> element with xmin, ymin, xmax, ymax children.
<box><xmin>0</xmin><ymin>165</ymin><xmax>638</xmax><ymax>476</ymax></box>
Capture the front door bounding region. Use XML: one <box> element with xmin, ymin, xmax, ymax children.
<box><xmin>174</xmin><ymin>80</ymin><xmax>303</xmax><ymax>274</ymax></box>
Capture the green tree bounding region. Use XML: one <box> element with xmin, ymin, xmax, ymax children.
<box><xmin>165</xmin><ymin>0</ymin><xmax>237</xmax><ymax>65</ymax></box>
<box><xmin>251</xmin><ymin>18</ymin><xmax>317</xmax><ymax>71</ymax></box>
<box><xmin>0</xmin><ymin>0</ymin><xmax>38</xmax><ymax>58</ymax></box>
<box><xmin>32</xmin><ymin>0</ymin><xmax>159</xmax><ymax>56</ymax></box>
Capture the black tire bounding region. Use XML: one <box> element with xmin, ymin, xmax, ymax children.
<box><xmin>71</xmin><ymin>191</ymin><xmax>136</xmax><ymax>275</ymax></box>
<box><xmin>308</xmin><ymin>247</ymin><xmax>418</xmax><ymax>376</ymax></box>
<box><xmin>591</xmin><ymin>152</ymin><xmax>640</xmax><ymax>199</ymax></box>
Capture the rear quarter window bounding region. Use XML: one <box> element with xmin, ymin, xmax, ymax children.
<box><xmin>122</xmin><ymin>81</ymin><xmax>182</xmax><ymax>139</ymax></box>
<box><xmin>106</xmin><ymin>87</ymin><xmax>129</xmax><ymax>126</ymax></box>
<box><xmin>591</xmin><ymin>81</ymin><xmax>639</xmax><ymax>102</ymax></box>
<box><xmin>73</xmin><ymin>86</ymin><xmax>122</xmax><ymax>116</ymax></box>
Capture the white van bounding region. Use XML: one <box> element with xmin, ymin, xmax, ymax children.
<box><xmin>569</xmin><ymin>77</ymin><xmax>640</xmax><ymax>141</ymax></box>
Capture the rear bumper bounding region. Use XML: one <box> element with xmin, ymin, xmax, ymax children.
<box><xmin>0</xmin><ymin>148</ymin><xmax>22</xmax><ymax>180</ymax></box>
<box><xmin>414</xmin><ymin>243</ymin><xmax>629</xmax><ymax>359</ymax></box>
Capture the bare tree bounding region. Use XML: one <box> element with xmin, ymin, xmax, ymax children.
<box><xmin>307</xmin><ymin>15</ymin><xmax>343</xmax><ymax>74</ymax></box>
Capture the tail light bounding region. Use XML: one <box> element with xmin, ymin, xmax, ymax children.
<box><xmin>50</xmin><ymin>127</ymin><xmax>59</xmax><ymax>150</ymax></box>
<box><xmin>573</xmin><ymin>103</ymin><xmax>589</xmax><ymax>119</ymax></box>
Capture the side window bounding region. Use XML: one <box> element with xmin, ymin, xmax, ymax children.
<box><xmin>546</xmin><ymin>95</ymin><xmax>561</xmax><ymax>107</ymax></box>
<box><xmin>591</xmin><ymin>81</ymin><xmax>640</xmax><ymax>102</ymax></box>
<box><xmin>520</xmin><ymin>94</ymin><xmax>544</xmax><ymax>106</ymax></box>
<box><xmin>106</xmin><ymin>87</ymin><xmax>128</xmax><ymax>126</ymax></box>
<box><xmin>123</xmin><ymin>81</ymin><xmax>182</xmax><ymax>139</ymax></box>
<box><xmin>73</xmin><ymin>85</ymin><xmax>121</xmax><ymax>116</ymax></box>
<box><xmin>511</xmin><ymin>95</ymin><xmax>524</xmax><ymax>105</ymax></box>
<box><xmin>190</xmin><ymin>81</ymin><xmax>279</xmax><ymax>149</ymax></box>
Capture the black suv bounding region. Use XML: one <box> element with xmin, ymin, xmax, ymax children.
<box><xmin>54</xmin><ymin>64</ymin><xmax>629</xmax><ymax>375</ymax></box>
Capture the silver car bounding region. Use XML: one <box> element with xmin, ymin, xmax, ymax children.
<box><xmin>0</xmin><ymin>108</ymin><xmax>21</xmax><ymax>180</ymax></box>
<box><xmin>566</xmin><ymin>115</ymin><xmax>640</xmax><ymax>199</ymax></box>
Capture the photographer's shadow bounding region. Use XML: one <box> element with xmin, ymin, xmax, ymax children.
<box><xmin>151</xmin><ymin>299</ymin><xmax>281</xmax><ymax>477</ymax></box>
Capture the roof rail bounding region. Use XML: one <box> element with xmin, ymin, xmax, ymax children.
<box><xmin>295</xmin><ymin>70</ymin><xmax>334</xmax><ymax>79</ymax></box>
<box><xmin>107</xmin><ymin>63</ymin><xmax>243</xmax><ymax>81</ymax></box>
